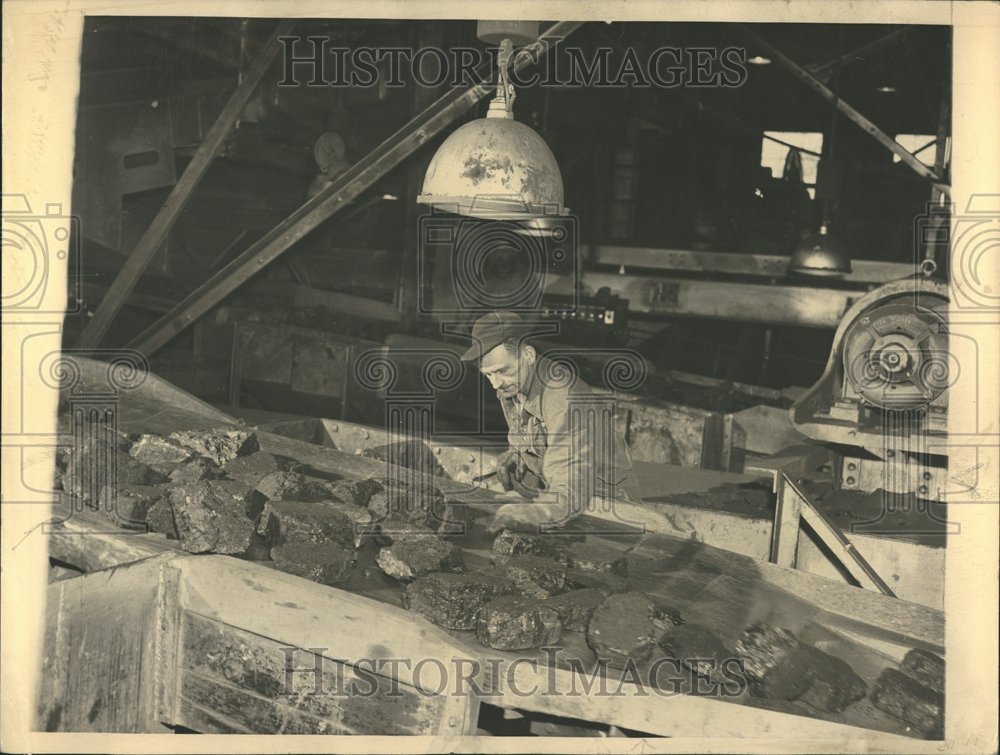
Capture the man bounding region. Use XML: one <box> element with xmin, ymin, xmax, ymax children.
<box><xmin>460</xmin><ymin>311</ymin><xmax>638</xmax><ymax>531</ymax></box>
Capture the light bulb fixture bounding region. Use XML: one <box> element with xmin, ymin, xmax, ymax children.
<box><xmin>788</xmin><ymin>222</ymin><xmax>852</xmax><ymax>277</ymax></box>
<box><xmin>747</xmin><ymin>55</ymin><xmax>772</xmax><ymax>65</ymax></box>
<box><xmin>417</xmin><ymin>38</ymin><xmax>566</xmax><ymax>220</ymax></box>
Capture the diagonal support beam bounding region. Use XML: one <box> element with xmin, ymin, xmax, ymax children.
<box><xmin>126</xmin><ymin>21</ymin><xmax>584</xmax><ymax>357</ymax></box>
<box><xmin>77</xmin><ymin>20</ymin><xmax>295</xmax><ymax>349</ymax></box>
<box><xmin>736</xmin><ymin>25</ymin><xmax>948</xmax><ymax>193</ymax></box>
<box><xmin>808</xmin><ymin>26</ymin><xmax>914</xmax><ymax>82</ymax></box>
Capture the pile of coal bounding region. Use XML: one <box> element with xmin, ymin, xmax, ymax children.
<box><xmin>169</xmin><ymin>479</ymin><xmax>266</xmax><ymax>554</ymax></box>
<box><xmin>658</xmin><ymin>623</ymin><xmax>732</xmax><ymax>683</ymax></box>
<box><xmin>491</xmin><ymin>529</ymin><xmax>568</xmax><ymax>561</ymax></box>
<box><xmin>168</xmin><ymin>428</ymin><xmax>259</xmax><ymax>466</ymax></box>
<box><xmin>376</xmin><ymin>539</ymin><xmax>464</xmax><ymax>582</ymax></box>
<box><xmin>270</xmin><ymin>542</ymin><xmax>354</xmax><ymax>586</ymax></box>
<box><xmin>586</xmin><ymin>592</ymin><xmax>658</xmax><ymax>667</ymax></box>
<box><xmin>402</xmin><ymin>573</ymin><xmax>519</xmax><ymax>630</ymax></box>
<box><xmin>258</xmin><ymin>500</ymin><xmax>356</xmax><ymax>549</ymax></box>
<box><xmin>167</xmin><ymin>457</ymin><xmax>226</xmax><ymax>484</ymax></box>
<box><xmin>493</xmin><ymin>554</ymin><xmax>567</xmax><ymax>599</ymax></box>
<box><xmin>543</xmin><ymin>588</ymin><xmax>607</xmax><ymax>631</ymax></box>
<box><xmin>871</xmin><ymin>650</ymin><xmax>944</xmax><ymax>738</ymax></box>
<box><xmin>735</xmin><ymin>624</ymin><xmax>867</xmax><ymax>713</ymax></box>
<box><xmin>476</xmin><ymin>596</ymin><xmax>562</xmax><ymax>650</ymax></box>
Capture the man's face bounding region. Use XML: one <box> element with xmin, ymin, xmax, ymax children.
<box><xmin>480</xmin><ymin>344</ymin><xmax>529</xmax><ymax>399</ymax></box>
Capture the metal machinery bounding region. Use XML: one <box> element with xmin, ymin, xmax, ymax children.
<box><xmin>791</xmin><ymin>277</ymin><xmax>950</xmax><ymax>504</ymax></box>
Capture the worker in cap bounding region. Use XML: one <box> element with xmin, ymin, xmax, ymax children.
<box><xmin>461</xmin><ymin>311</ymin><xmax>639</xmax><ymax>531</ymax></box>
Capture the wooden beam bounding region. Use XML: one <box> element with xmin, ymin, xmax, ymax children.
<box><xmin>77</xmin><ymin>20</ymin><xmax>295</xmax><ymax>349</ymax></box>
<box><xmin>589</xmin><ymin>245</ymin><xmax>915</xmax><ymax>285</ymax></box>
<box><xmin>125</xmin><ymin>21</ymin><xmax>584</xmax><ymax>357</ymax></box>
<box><xmin>808</xmin><ymin>26</ymin><xmax>914</xmax><ymax>82</ymax></box>
<box><xmin>578</xmin><ymin>271</ymin><xmax>856</xmax><ymax>328</ymax></box>
<box><xmin>736</xmin><ymin>26</ymin><xmax>948</xmax><ymax>193</ymax></box>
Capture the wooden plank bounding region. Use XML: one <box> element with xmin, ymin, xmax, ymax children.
<box><xmin>590</xmin><ymin>245</ymin><xmax>915</xmax><ymax>285</ymax></box>
<box><xmin>77</xmin><ymin>20</ymin><xmax>295</xmax><ymax>349</ymax></box>
<box><xmin>177</xmin><ymin>612</ymin><xmax>448</xmax><ymax>734</ymax></box>
<box><xmin>629</xmin><ymin>533</ymin><xmax>943</xmax><ymax>653</ymax></box>
<box><xmin>38</xmin><ymin>554</ymin><xmax>178</xmax><ymax>731</ymax></box>
<box><xmin>175</xmin><ymin>555</ymin><xmax>480</xmax><ymax>735</ymax></box>
<box><xmin>579</xmin><ymin>271</ymin><xmax>855</xmax><ymax>328</ymax></box>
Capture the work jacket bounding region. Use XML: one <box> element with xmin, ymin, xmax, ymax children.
<box><xmin>499</xmin><ymin>356</ymin><xmax>639</xmax><ymax>521</ymax></box>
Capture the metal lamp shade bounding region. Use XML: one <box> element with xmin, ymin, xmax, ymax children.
<box><xmin>417</xmin><ymin>115</ymin><xmax>566</xmax><ymax>220</ymax></box>
<box><xmin>788</xmin><ymin>226</ymin><xmax>852</xmax><ymax>277</ymax></box>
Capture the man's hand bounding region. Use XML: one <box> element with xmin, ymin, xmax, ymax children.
<box><xmin>494</xmin><ymin>448</ymin><xmax>525</xmax><ymax>492</ymax></box>
<box><xmin>487</xmin><ymin>501</ymin><xmax>570</xmax><ymax>534</ymax></box>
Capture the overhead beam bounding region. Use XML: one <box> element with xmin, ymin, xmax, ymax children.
<box><xmin>77</xmin><ymin>20</ymin><xmax>295</xmax><ymax>349</ymax></box>
<box><xmin>578</xmin><ymin>271</ymin><xmax>856</xmax><ymax>328</ymax></box>
<box><xmin>736</xmin><ymin>26</ymin><xmax>949</xmax><ymax>193</ymax></box>
<box><xmin>808</xmin><ymin>26</ymin><xmax>914</xmax><ymax>82</ymax></box>
<box><xmin>127</xmin><ymin>21</ymin><xmax>584</xmax><ymax>357</ymax></box>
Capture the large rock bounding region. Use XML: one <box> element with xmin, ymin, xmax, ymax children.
<box><xmin>734</xmin><ymin>624</ymin><xmax>800</xmax><ymax>689</ymax></box>
<box><xmin>145</xmin><ymin>497</ymin><xmax>179</xmax><ymax>539</ymax></box>
<box><xmin>258</xmin><ymin>500</ymin><xmax>356</xmax><ymax>549</ymax></box>
<box><xmin>543</xmin><ymin>588</ymin><xmax>607</xmax><ymax>631</ymax></box>
<box><xmin>871</xmin><ymin>668</ymin><xmax>944</xmax><ymax>738</ymax></box>
<box><xmin>899</xmin><ymin>649</ymin><xmax>944</xmax><ymax>696</ymax></box>
<box><xmin>476</xmin><ymin>596</ymin><xmax>562</xmax><ymax>650</ymax></box>
<box><xmin>323</xmin><ymin>477</ymin><xmax>384</xmax><ymax>507</ymax></box>
<box><xmin>493</xmin><ymin>554</ymin><xmax>567</xmax><ymax>599</ymax></box>
<box><xmin>367</xmin><ymin>479</ymin><xmax>447</xmax><ymax>530</ymax></box>
<box><xmin>658</xmin><ymin>623</ymin><xmax>732</xmax><ymax>682</ymax></box>
<box><xmin>168</xmin><ymin>457</ymin><xmax>224</xmax><ymax>484</ymax></box>
<box><xmin>402</xmin><ymin>573</ymin><xmax>519</xmax><ymax>630</ymax></box>
<box><xmin>254</xmin><ymin>471</ymin><xmax>331</xmax><ymax>502</ymax></box>
<box><xmin>375</xmin><ymin>539</ymin><xmax>464</xmax><ymax>582</ymax></box>
<box><xmin>169</xmin><ymin>480</ymin><xmax>264</xmax><ymax>554</ymax></box>
<box><xmin>169</xmin><ymin>428</ymin><xmax>259</xmax><ymax>466</ymax></box>
<box><xmin>63</xmin><ymin>447</ymin><xmax>167</xmax><ymax>507</ymax></box>
<box><xmin>796</xmin><ymin>647</ymin><xmax>868</xmax><ymax>713</ymax></box>
<box><xmin>735</xmin><ymin>625</ymin><xmax>867</xmax><ymax>711</ymax></box>
<box><xmin>129</xmin><ymin>434</ymin><xmax>195</xmax><ymax>467</ymax></box>
<box><xmin>223</xmin><ymin>451</ymin><xmax>285</xmax><ymax>485</ymax></box>
<box><xmin>271</xmin><ymin>542</ymin><xmax>354</xmax><ymax>586</ymax></box>
<box><xmin>586</xmin><ymin>592</ymin><xmax>657</xmax><ymax>667</ymax></box>
<box><xmin>97</xmin><ymin>484</ymin><xmax>166</xmax><ymax>529</ymax></box>
<box><xmin>492</xmin><ymin>529</ymin><xmax>568</xmax><ymax>561</ymax></box>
